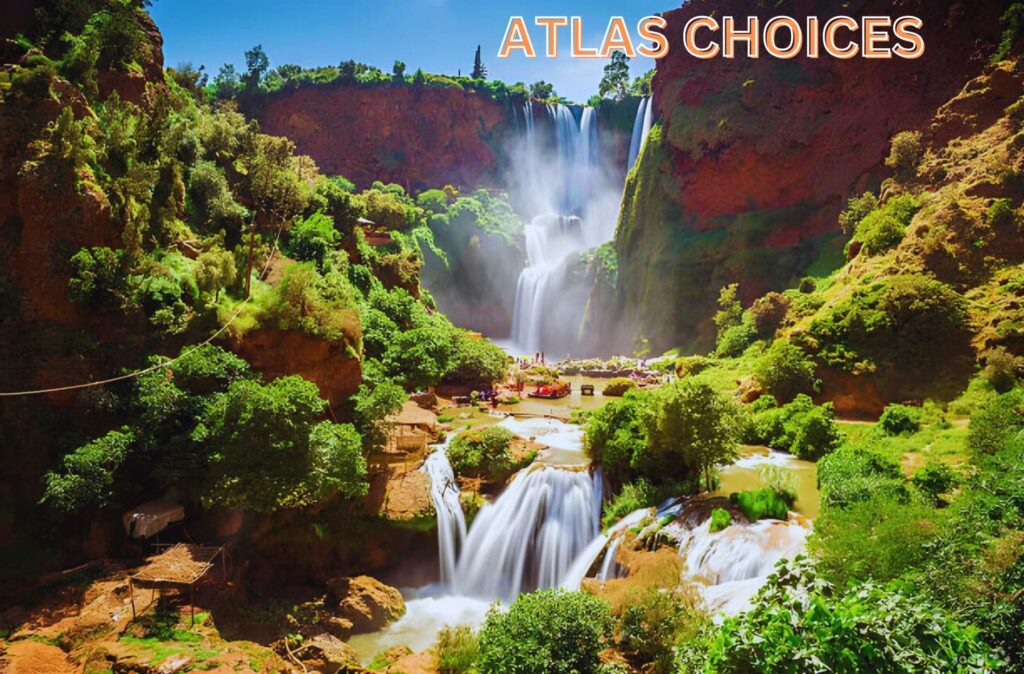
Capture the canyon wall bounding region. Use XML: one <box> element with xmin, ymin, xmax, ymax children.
<box><xmin>256</xmin><ymin>85</ymin><xmax>510</xmax><ymax>191</ymax></box>
<box><xmin>616</xmin><ymin>0</ymin><xmax>1005</xmax><ymax>352</ymax></box>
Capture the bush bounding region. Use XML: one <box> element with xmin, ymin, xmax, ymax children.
<box><xmin>477</xmin><ymin>589</ymin><xmax>611</xmax><ymax>674</ymax></box>
<box><xmin>983</xmin><ymin>347</ymin><xmax>1021</xmax><ymax>393</ymax></box>
<box><xmin>811</xmin><ymin>494</ymin><xmax>943</xmax><ymax>585</ymax></box>
<box><xmin>968</xmin><ymin>388</ymin><xmax>1024</xmax><ymax>455</ymax></box>
<box><xmin>434</xmin><ymin>625</ymin><xmax>479</xmax><ymax>674</ymax></box>
<box><xmin>674</xmin><ymin>355</ymin><xmax>710</xmax><ymax>378</ymax></box>
<box><xmin>911</xmin><ymin>461</ymin><xmax>958</xmax><ymax>504</ymax></box>
<box><xmin>715</xmin><ymin>320</ymin><xmax>758</xmax><ymax>358</ymax></box>
<box><xmin>709</xmin><ymin>507</ymin><xmax>732</xmax><ymax>532</ymax></box>
<box><xmin>750</xmin><ymin>292</ymin><xmax>791</xmax><ymax>337</ymax></box>
<box><xmin>754</xmin><ymin>341</ymin><xmax>818</xmax><ymax>403</ymax></box>
<box><xmin>885</xmin><ymin>131</ymin><xmax>923</xmax><ymax>182</ymax></box>
<box><xmin>602</xmin><ymin>479</ymin><xmax>656</xmax><ymax>529</ymax></box>
<box><xmin>585</xmin><ymin>391</ymin><xmax>648</xmax><ymax>483</ymax></box>
<box><xmin>816</xmin><ymin>445</ymin><xmax>908</xmax><ymax>509</ymax></box>
<box><xmin>445</xmin><ymin>335</ymin><xmax>508</xmax><ymax>385</ymax></box>
<box><xmin>684</xmin><ymin>558</ymin><xmax>1002</xmax><ymax>673</ymax></box>
<box><xmin>731</xmin><ymin>488</ymin><xmax>790</xmax><ymax>521</ymax></box>
<box><xmin>798</xmin><ymin>276</ymin><xmax>817</xmax><ymax>294</ymax></box>
<box><xmin>838</xmin><ymin>191</ymin><xmax>879</xmax><ymax>235</ymax></box>
<box><xmin>603</xmin><ymin>377</ymin><xmax>637</xmax><ymax>397</ymax></box>
<box><xmin>878</xmin><ymin>403</ymin><xmax>922</xmax><ymax>435</ymax></box>
<box><xmin>849</xmin><ymin>193</ymin><xmax>921</xmax><ymax>257</ymax></box>
<box><xmin>447</xmin><ymin>426</ymin><xmax>519</xmax><ymax>482</ymax></box>
<box><xmin>618</xmin><ymin>588</ymin><xmax>703</xmax><ymax>674</ymax></box>
<box><xmin>286</xmin><ymin>212</ymin><xmax>340</xmax><ymax>270</ymax></box>
<box><xmin>745</xmin><ymin>395</ymin><xmax>841</xmax><ymax>460</ymax></box>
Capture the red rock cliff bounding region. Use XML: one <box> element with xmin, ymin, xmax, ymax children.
<box><xmin>257</xmin><ymin>85</ymin><xmax>509</xmax><ymax>190</ymax></box>
<box><xmin>616</xmin><ymin>0</ymin><xmax>1004</xmax><ymax>351</ymax></box>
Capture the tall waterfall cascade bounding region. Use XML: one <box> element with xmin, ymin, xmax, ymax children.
<box><xmin>508</xmin><ymin>97</ymin><xmax>656</xmax><ymax>356</ymax></box>
<box><xmin>421</xmin><ymin>440</ymin><xmax>467</xmax><ymax>586</ymax></box>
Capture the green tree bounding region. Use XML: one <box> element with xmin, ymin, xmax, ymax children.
<box><xmin>641</xmin><ymin>379</ymin><xmax>742</xmax><ymax>490</ymax></box>
<box><xmin>392</xmin><ymin>60</ymin><xmax>406</xmax><ymax>83</ymax></box>
<box><xmin>194</xmin><ymin>247</ymin><xmax>237</xmax><ymax>301</ymax></box>
<box><xmin>242</xmin><ymin>44</ymin><xmax>270</xmax><ymax>91</ymax></box>
<box><xmin>471</xmin><ymin>45</ymin><xmax>487</xmax><ymax>79</ymax></box>
<box><xmin>212</xmin><ymin>63</ymin><xmax>239</xmax><ymax>98</ymax></box>
<box><xmin>599</xmin><ymin>50</ymin><xmax>631</xmax><ymax>100</ymax></box>
<box><xmin>477</xmin><ymin>589</ymin><xmax>611</xmax><ymax>674</ymax></box>
<box><xmin>755</xmin><ymin>340</ymin><xmax>819</xmax><ymax>403</ymax></box>
<box><xmin>286</xmin><ymin>212</ymin><xmax>341</xmax><ymax>270</ymax></box>
<box><xmin>528</xmin><ymin>80</ymin><xmax>555</xmax><ymax>100</ymax></box>
<box><xmin>198</xmin><ymin>376</ymin><xmax>367</xmax><ymax>511</ymax></box>
<box><xmin>352</xmin><ymin>379</ymin><xmax>407</xmax><ymax>452</ymax></box>
<box><xmin>628</xmin><ymin>68</ymin><xmax>655</xmax><ymax>97</ymax></box>
<box><xmin>884</xmin><ymin>130</ymin><xmax>923</xmax><ymax>183</ymax></box>
<box><xmin>43</xmin><ymin>428</ymin><xmax>134</xmax><ymax>512</ymax></box>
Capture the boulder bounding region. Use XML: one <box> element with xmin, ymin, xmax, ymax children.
<box><xmin>326</xmin><ymin>575</ymin><xmax>406</xmax><ymax>634</ymax></box>
<box><xmin>299</xmin><ymin>633</ymin><xmax>359</xmax><ymax>674</ymax></box>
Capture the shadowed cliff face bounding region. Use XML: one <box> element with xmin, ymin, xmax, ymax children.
<box><xmin>616</xmin><ymin>0</ymin><xmax>1005</xmax><ymax>352</ymax></box>
<box><xmin>257</xmin><ymin>85</ymin><xmax>509</xmax><ymax>191</ymax></box>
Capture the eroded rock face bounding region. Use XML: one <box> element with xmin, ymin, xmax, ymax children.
<box><xmin>616</xmin><ymin>0</ymin><xmax>1004</xmax><ymax>351</ymax></box>
<box><xmin>257</xmin><ymin>85</ymin><xmax>507</xmax><ymax>190</ymax></box>
<box><xmin>298</xmin><ymin>633</ymin><xmax>360</xmax><ymax>674</ymax></box>
<box><xmin>326</xmin><ymin>575</ymin><xmax>406</xmax><ymax>634</ymax></box>
<box><xmin>224</xmin><ymin>327</ymin><xmax>362</xmax><ymax>410</ymax></box>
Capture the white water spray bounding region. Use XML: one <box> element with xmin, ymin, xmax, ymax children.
<box><xmin>421</xmin><ymin>441</ymin><xmax>467</xmax><ymax>586</ymax></box>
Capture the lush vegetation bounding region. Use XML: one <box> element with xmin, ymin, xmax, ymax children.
<box><xmin>447</xmin><ymin>426</ymin><xmax>526</xmax><ymax>483</ymax></box>
<box><xmin>477</xmin><ymin>589</ymin><xmax>612</xmax><ymax>674</ymax></box>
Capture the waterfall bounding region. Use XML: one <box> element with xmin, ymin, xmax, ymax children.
<box><xmin>627</xmin><ymin>97</ymin><xmax>648</xmax><ymax>170</ymax></box>
<box><xmin>507</xmin><ymin>103</ymin><xmax>603</xmax><ymax>355</ymax></box>
<box><xmin>421</xmin><ymin>443</ymin><xmax>467</xmax><ymax>586</ymax></box>
<box><xmin>627</xmin><ymin>96</ymin><xmax>655</xmax><ymax>172</ymax></box>
<box><xmin>453</xmin><ymin>463</ymin><xmax>603</xmax><ymax>602</ymax></box>
<box><xmin>678</xmin><ymin>516</ymin><xmax>811</xmax><ymax>615</ymax></box>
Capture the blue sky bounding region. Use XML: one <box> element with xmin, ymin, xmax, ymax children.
<box><xmin>151</xmin><ymin>1</ymin><xmax>674</xmax><ymax>102</ymax></box>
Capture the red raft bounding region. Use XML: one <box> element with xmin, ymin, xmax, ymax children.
<box><xmin>528</xmin><ymin>381</ymin><xmax>571</xmax><ymax>399</ymax></box>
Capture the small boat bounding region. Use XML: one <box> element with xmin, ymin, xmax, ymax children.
<box><xmin>529</xmin><ymin>382</ymin><xmax>571</xmax><ymax>399</ymax></box>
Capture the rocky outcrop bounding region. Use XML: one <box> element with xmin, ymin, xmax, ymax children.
<box><xmin>616</xmin><ymin>0</ymin><xmax>1004</xmax><ymax>351</ymax></box>
<box><xmin>257</xmin><ymin>84</ymin><xmax>509</xmax><ymax>190</ymax></box>
<box><xmin>326</xmin><ymin>575</ymin><xmax>406</xmax><ymax>634</ymax></box>
<box><xmin>224</xmin><ymin>327</ymin><xmax>362</xmax><ymax>410</ymax></box>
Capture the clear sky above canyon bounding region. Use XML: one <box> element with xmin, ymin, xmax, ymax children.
<box><xmin>152</xmin><ymin>0</ymin><xmax>673</xmax><ymax>103</ymax></box>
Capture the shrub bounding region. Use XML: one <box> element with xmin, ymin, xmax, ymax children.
<box><xmin>445</xmin><ymin>335</ymin><xmax>508</xmax><ymax>385</ymax></box>
<box><xmin>838</xmin><ymin>191</ymin><xmax>879</xmax><ymax>235</ymax></box>
<box><xmin>745</xmin><ymin>395</ymin><xmax>842</xmax><ymax>461</ymax></box>
<box><xmin>750</xmin><ymin>292</ymin><xmax>791</xmax><ymax>337</ymax></box>
<box><xmin>715</xmin><ymin>320</ymin><xmax>759</xmax><ymax>358</ymax></box>
<box><xmin>849</xmin><ymin>194</ymin><xmax>921</xmax><ymax>257</ymax></box>
<box><xmin>816</xmin><ymin>445</ymin><xmax>908</xmax><ymax>509</ymax></box>
<box><xmin>789</xmin><ymin>404</ymin><xmax>843</xmax><ymax>460</ymax></box>
<box><xmin>754</xmin><ymin>341</ymin><xmax>818</xmax><ymax>403</ymax></box>
<box><xmin>885</xmin><ymin>130</ymin><xmax>923</xmax><ymax>182</ymax></box>
<box><xmin>911</xmin><ymin>461</ymin><xmax>958</xmax><ymax>503</ymax></box>
<box><xmin>798</xmin><ymin>276</ymin><xmax>817</xmax><ymax>294</ymax></box>
<box><xmin>602</xmin><ymin>479</ymin><xmax>656</xmax><ymax>529</ymax></box>
<box><xmin>448</xmin><ymin>426</ymin><xmax>518</xmax><ymax>482</ymax></box>
<box><xmin>585</xmin><ymin>391</ymin><xmax>648</xmax><ymax>483</ymax></box>
<box><xmin>878</xmin><ymin>403</ymin><xmax>922</xmax><ymax>435</ymax></box>
<box><xmin>811</xmin><ymin>494</ymin><xmax>943</xmax><ymax>585</ymax></box>
<box><xmin>674</xmin><ymin>355</ymin><xmax>710</xmax><ymax>378</ymax></box>
<box><xmin>477</xmin><ymin>589</ymin><xmax>611</xmax><ymax>674</ymax></box>
<box><xmin>603</xmin><ymin>377</ymin><xmax>637</xmax><ymax>397</ymax></box>
<box><xmin>709</xmin><ymin>507</ymin><xmax>732</xmax><ymax>532</ymax></box>
<box><xmin>967</xmin><ymin>388</ymin><xmax>1024</xmax><ymax>455</ymax></box>
<box><xmin>983</xmin><ymin>347</ymin><xmax>1021</xmax><ymax>393</ymax></box>
<box><xmin>731</xmin><ymin>488</ymin><xmax>789</xmax><ymax>521</ymax></box>
<box><xmin>434</xmin><ymin>625</ymin><xmax>479</xmax><ymax>674</ymax></box>
<box><xmin>286</xmin><ymin>212</ymin><xmax>340</xmax><ymax>270</ymax></box>
<box><xmin>685</xmin><ymin>558</ymin><xmax>1002</xmax><ymax>672</ymax></box>
<box><xmin>618</xmin><ymin>588</ymin><xmax>704</xmax><ymax>674</ymax></box>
